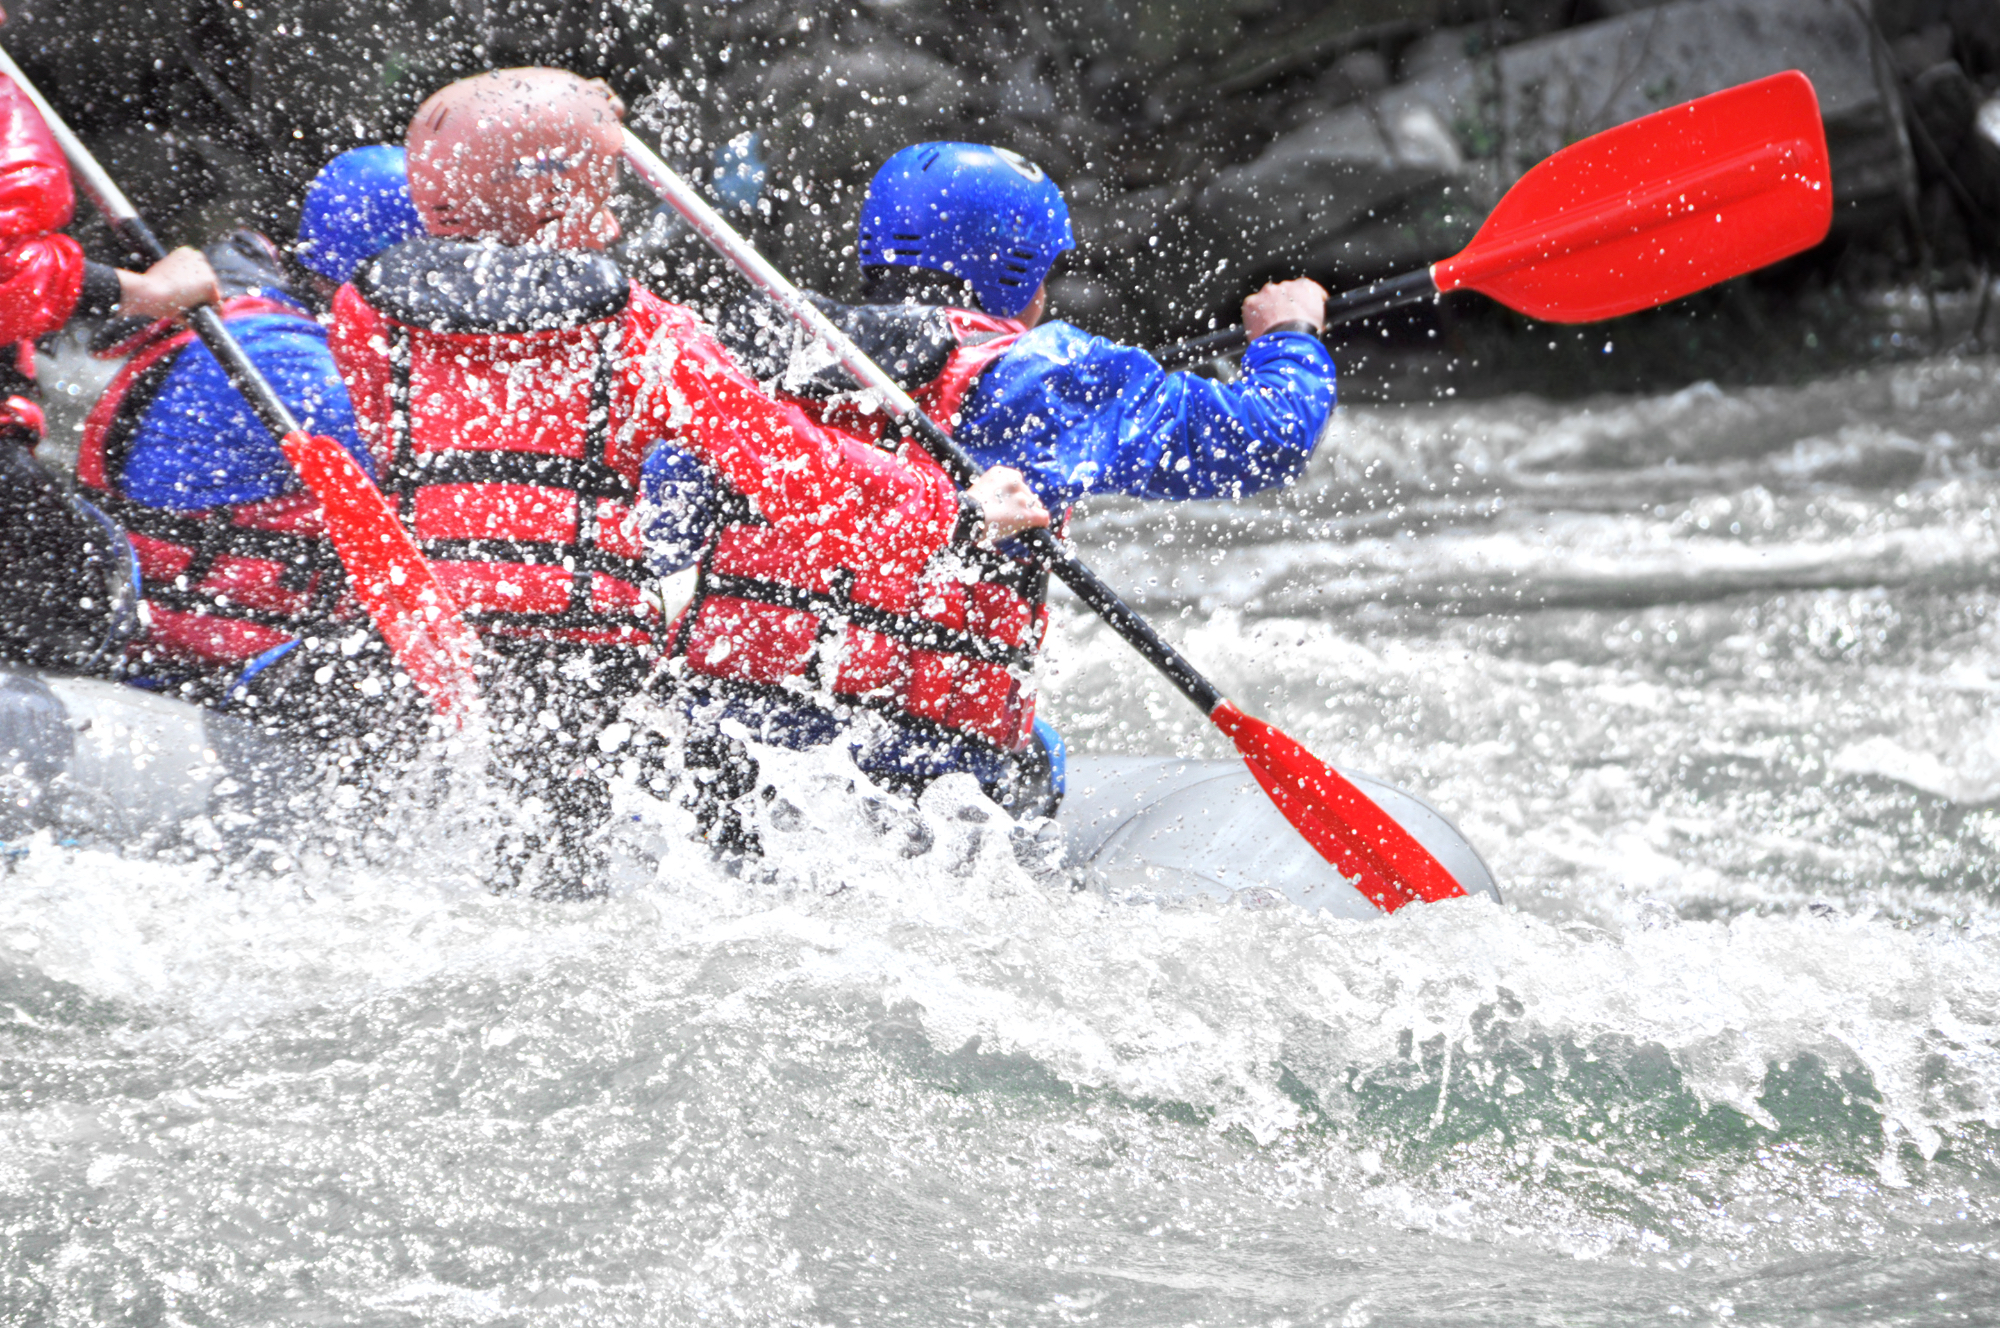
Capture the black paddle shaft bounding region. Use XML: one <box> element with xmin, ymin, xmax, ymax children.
<box><xmin>899</xmin><ymin>410</ymin><xmax>1226</xmax><ymax>716</ymax></box>
<box><xmin>101</xmin><ymin>214</ymin><xmax>305</xmax><ymax>444</ymax></box>
<box><xmin>1153</xmin><ymin>268</ymin><xmax>1440</xmax><ymax>370</ymax></box>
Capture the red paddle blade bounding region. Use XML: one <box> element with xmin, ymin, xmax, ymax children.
<box><xmin>1434</xmin><ymin>70</ymin><xmax>1832</xmax><ymax>323</ymax></box>
<box><xmin>279</xmin><ymin>432</ymin><xmax>481</xmax><ymax>719</ymax></box>
<box><xmin>1211</xmin><ymin>702</ymin><xmax>1465</xmax><ymax>913</ymax></box>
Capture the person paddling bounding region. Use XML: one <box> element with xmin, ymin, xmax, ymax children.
<box><xmin>70</xmin><ymin>146</ymin><xmax>433</xmax><ymax>728</ymax></box>
<box><xmin>78</xmin><ymin>222</ymin><xmax>389</xmax><ymax>721</ymax></box>
<box><xmin>698</xmin><ymin>142</ymin><xmax>1335</xmax><ymax>815</ymax></box>
<box><xmin>0</xmin><ymin>54</ymin><xmax>219</xmax><ymax>673</ymax></box>
<box><xmin>327</xmin><ymin>69</ymin><xmax>1043</xmax><ymax>887</ymax></box>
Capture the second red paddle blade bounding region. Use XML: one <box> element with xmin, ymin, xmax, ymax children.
<box><xmin>280</xmin><ymin>432</ymin><xmax>481</xmax><ymax>719</ymax></box>
<box><xmin>1435</xmin><ymin>70</ymin><xmax>1833</xmax><ymax>323</ymax></box>
<box><xmin>1212</xmin><ymin>702</ymin><xmax>1466</xmax><ymax>912</ymax></box>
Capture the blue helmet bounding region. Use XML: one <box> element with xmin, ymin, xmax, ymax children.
<box><xmin>297</xmin><ymin>146</ymin><xmax>424</xmax><ymax>283</ymax></box>
<box><xmin>857</xmin><ymin>143</ymin><xmax>1074</xmax><ymax>318</ymax></box>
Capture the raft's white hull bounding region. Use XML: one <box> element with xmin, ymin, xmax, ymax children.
<box><xmin>0</xmin><ymin>667</ymin><xmax>1498</xmax><ymax>913</ymax></box>
<box><xmin>1058</xmin><ymin>756</ymin><xmax>1499</xmax><ymax>917</ymax></box>
<box><xmin>0</xmin><ymin>667</ymin><xmax>304</xmax><ymax>844</ymax></box>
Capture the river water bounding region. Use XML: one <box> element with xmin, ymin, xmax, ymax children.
<box><xmin>7</xmin><ymin>350</ymin><xmax>2000</xmax><ymax>1325</ymax></box>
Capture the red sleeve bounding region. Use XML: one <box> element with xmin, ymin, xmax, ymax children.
<box><xmin>328</xmin><ymin>282</ymin><xmax>396</xmax><ymax>475</ymax></box>
<box><xmin>0</xmin><ymin>75</ymin><xmax>83</xmax><ymax>343</ymax></box>
<box><xmin>622</xmin><ymin>289</ymin><xmax>959</xmax><ymax>585</ymax></box>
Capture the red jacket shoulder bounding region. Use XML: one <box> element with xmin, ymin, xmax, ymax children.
<box><xmin>0</xmin><ymin>76</ymin><xmax>73</xmax><ymax>239</ymax></box>
<box><xmin>0</xmin><ymin>76</ymin><xmax>84</xmax><ymax>342</ymax></box>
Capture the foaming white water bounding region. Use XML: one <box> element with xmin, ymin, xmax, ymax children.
<box><xmin>12</xmin><ymin>723</ymin><xmax>2000</xmax><ymax>1176</ymax></box>
<box><xmin>12</xmin><ymin>357</ymin><xmax>2000</xmax><ymax>1323</ymax></box>
<box><xmin>1305</xmin><ymin>360</ymin><xmax>2000</xmax><ymax>491</ymax></box>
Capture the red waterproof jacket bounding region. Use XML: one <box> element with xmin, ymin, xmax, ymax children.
<box><xmin>330</xmin><ymin>238</ymin><xmax>961</xmax><ymax>657</ymax></box>
<box><xmin>0</xmin><ymin>74</ymin><xmax>86</xmax><ymax>431</ymax></box>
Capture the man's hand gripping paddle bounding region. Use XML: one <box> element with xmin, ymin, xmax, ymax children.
<box><xmin>1155</xmin><ymin>71</ymin><xmax>1834</xmax><ymax>368</ymax></box>
<box><xmin>621</xmin><ymin>131</ymin><xmax>1464</xmax><ymax>912</ymax></box>
<box><xmin>0</xmin><ymin>42</ymin><xmax>480</xmax><ymax>719</ymax></box>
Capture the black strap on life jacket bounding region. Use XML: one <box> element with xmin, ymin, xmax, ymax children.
<box><xmin>688</xmin><ymin>566</ymin><xmax>1035</xmax><ymax>672</ymax></box>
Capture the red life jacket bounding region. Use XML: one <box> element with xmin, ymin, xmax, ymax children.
<box><xmin>344</xmin><ymin>240</ymin><xmax>655</xmax><ymax>649</ymax></box>
<box><xmin>672</xmin><ymin>307</ymin><xmax>1047</xmax><ymax>754</ymax></box>
<box><xmin>76</xmin><ymin>297</ymin><xmax>352</xmax><ymax>668</ymax></box>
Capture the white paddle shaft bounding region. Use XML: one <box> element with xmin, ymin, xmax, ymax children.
<box><xmin>620</xmin><ymin>129</ymin><xmax>935</xmax><ymax>431</ymax></box>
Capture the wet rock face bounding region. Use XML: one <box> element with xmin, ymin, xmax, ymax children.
<box><xmin>1876</xmin><ymin>0</ymin><xmax>2000</xmax><ymax>279</ymax></box>
<box><xmin>1195</xmin><ymin>94</ymin><xmax>1466</xmax><ymax>292</ymax></box>
<box><xmin>1202</xmin><ymin>0</ymin><xmax>1906</xmax><ymax>298</ymax></box>
<box><xmin>2</xmin><ymin>0</ymin><xmax>1973</xmax><ymax>348</ymax></box>
<box><xmin>6</xmin><ymin>0</ymin><xmax>486</xmax><ymax>245</ymax></box>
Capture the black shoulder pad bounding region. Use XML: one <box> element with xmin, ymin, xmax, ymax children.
<box><xmin>715</xmin><ymin>293</ymin><xmax>956</xmax><ymax>397</ymax></box>
<box><xmin>834</xmin><ymin>301</ymin><xmax>957</xmax><ymax>393</ymax></box>
<box><xmin>356</xmin><ymin>237</ymin><xmax>630</xmax><ymax>334</ymax></box>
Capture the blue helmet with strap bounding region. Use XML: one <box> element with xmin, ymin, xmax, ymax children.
<box><xmin>857</xmin><ymin>142</ymin><xmax>1074</xmax><ymax>319</ymax></box>
<box><xmin>297</xmin><ymin>146</ymin><xmax>424</xmax><ymax>284</ymax></box>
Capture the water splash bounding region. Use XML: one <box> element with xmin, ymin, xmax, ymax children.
<box><xmin>10</xmin><ymin>359</ymin><xmax>2000</xmax><ymax>1322</ymax></box>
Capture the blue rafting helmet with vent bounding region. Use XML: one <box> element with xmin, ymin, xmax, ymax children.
<box><xmin>857</xmin><ymin>142</ymin><xmax>1074</xmax><ymax>318</ymax></box>
<box><xmin>297</xmin><ymin>145</ymin><xmax>424</xmax><ymax>283</ymax></box>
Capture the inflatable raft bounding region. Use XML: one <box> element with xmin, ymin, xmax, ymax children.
<box><xmin>0</xmin><ymin>664</ymin><xmax>1496</xmax><ymax>912</ymax></box>
<box><xmin>0</xmin><ymin>665</ymin><xmax>307</xmax><ymax>845</ymax></box>
<box><xmin>1060</xmin><ymin>756</ymin><xmax>1498</xmax><ymax>916</ymax></box>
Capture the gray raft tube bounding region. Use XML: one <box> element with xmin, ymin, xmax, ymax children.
<box><xmin>0</xmin><ymin>666</ymin><xmax>310</xmax><ymax>850</ymax></box>
<box><xmin>0</xmin><ymin>665</ymin><xmax>1499</xmax><ymax>916</ymax></box>
<box><xmin>1058</xmin><ymin>756</ymin><xmax>1501</xmax><ymax>918</ymax></box>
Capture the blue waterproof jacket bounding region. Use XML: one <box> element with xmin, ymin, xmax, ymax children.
<box><xmin>118</xmin><ymin>307</ymin><xmax>371</xmax><ymax>511</ymax></box>
<box><xmin>953</xmin><ymin>323</ymin><xmax>1334</xmax><ymax>511</ymax></box>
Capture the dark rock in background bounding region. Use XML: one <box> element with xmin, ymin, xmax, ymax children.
<box><xmin>6</xmin><ymin>0</ymin><xmax>1997</xmax><ymax>395</ymax></box>
<box><xmin>1906</xmin><ymin>60</ymin><xmax>2000</xmax><ymax>265</ymax></box>
<box><xmin>1204</xmin><ymin>0</ymin><xmax>1908</xmax><ymax>301</ymax></box>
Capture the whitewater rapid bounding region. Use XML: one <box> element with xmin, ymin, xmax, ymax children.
<box><xmin>7</xmin><ymin>354</ymin><xmax>2000</xmax><ymax>1324</ymax></box>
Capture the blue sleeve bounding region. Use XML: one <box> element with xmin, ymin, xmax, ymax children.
<box><xmin>641</xmin><ymin>440</ymin><xmax>718</xmax><ymax>574</ymax></box>
<box><xmin>118</xmin><ymin>313</ymin><xmax>372</xmax><ymax>511</ymax></box>
<box><xmin>952</xmin><ymin>322</ymin><xmax>1335</xmax><ymax>509</ymax></box>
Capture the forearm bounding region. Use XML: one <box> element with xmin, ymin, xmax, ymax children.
<box><xmin>1129</xmin><ymin>332</ymin><xmax>1334</xmax><ymax>500</ymax></box>
<box><xmin>673</xmin><ymin>350</ymin><xmax>959</xmax><ymax>576</ymax></box>
<box><xmin>820</xmin><ymin>434</ymin><xmax>961</xmax><ymax>575</ymax></box>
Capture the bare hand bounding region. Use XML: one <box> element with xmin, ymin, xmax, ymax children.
<box><xmin>116</xmin><ymin>247</ymin><xmax>220</xmax><ymax>320</ymax></box>
<box><xmin>1242</xmin><ymin>277</ymin><xmax>1328</xmax><ymax>340</ymax></box>
<box><xmin>965</xmin><ymin>467</ymin><xmax>1049</xmax><ymax>543</ymax></box>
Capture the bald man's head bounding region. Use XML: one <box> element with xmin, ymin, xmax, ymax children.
<box><xmin>407</xmin><ymin>68</ymin><xmax>625</xmax><ymax>248</ymax></box>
